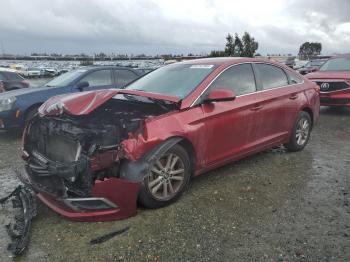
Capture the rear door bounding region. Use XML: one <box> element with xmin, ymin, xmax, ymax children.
<box><xmin>77</xmin><ymin>69</ymin><xmax>114</xmax><ymax>91</ymax></box>
<box><xmin>199</xmin><ymin>63</ymin><xmax>264</xmax><ymax>165</ymax></box>
<box><xmin>252</xmin><ymin>63</ymin><xmax>303</xmax><ymax>146</ymax></box>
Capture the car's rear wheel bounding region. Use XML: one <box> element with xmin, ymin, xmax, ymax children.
<box><xmin>138</xmin><ymin>144</ymin><xmax>191</xmax><ymax>209</ymax></box>
<box><xmin>285</xmin><ymin>111</ymin><xmax>312</xmax><ymax>152</ymax></box>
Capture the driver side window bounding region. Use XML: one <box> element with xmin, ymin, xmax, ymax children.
<box><xmin>208</xmin><ymin>64</ymin><xmax>256</xmax><ymax>96</ymax></box>
<box><xmin>79</xmin><ymin>70</ymin><xmax>112</xmax><ymax>86</ymax></box>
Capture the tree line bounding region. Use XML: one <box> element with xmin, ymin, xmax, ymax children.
<box><xmin>210</xmin><ymin>32</ymin><xmax>259</xmax><ymax>58</ymax></box>
<box><xmin>210</xmin><ymin>32</ymin><xmax>322</xmax><ymax>60</ymax></box>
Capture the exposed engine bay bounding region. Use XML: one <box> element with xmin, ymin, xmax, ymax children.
<box><xmin>23</xmin><ymin>95</ymin><xmax>177</xmax><ymax>199</ymax></box>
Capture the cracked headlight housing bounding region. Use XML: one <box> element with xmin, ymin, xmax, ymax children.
<box><xmin>0</xmin><ymin>96</ymin><xmax>17</xmax><ymax>112</ymax></box>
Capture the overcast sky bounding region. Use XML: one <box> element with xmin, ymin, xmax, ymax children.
<box><xmin>0</xmin><ymin>0</ymin><xmax>349</xmax><ymax>55</ymax></box>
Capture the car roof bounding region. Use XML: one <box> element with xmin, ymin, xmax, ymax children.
<box><xmin>180</xmin><ymin>57</ymin><xmax>279</xmax><ymax>66</ymax></box>
<box><xmin>327</xmin><ymin>54</ymin><xmax>350</xmax><ymax>60</ymax></box>
<box><xmin>82</xmin><ymin>66</ymin><xmax>143</xmax><ymax>73</ymax></box>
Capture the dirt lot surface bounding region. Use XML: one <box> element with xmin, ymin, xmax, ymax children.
<box><xmin>0</xmin><ymin>107</ymin><xmax>349</xmax><ymax>262</ymax></box>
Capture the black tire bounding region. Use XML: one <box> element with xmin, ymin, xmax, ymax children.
<box><xmin>138</xmin><ymin>144</ymin><xmax>191</xmax><ymax>209</ymax></box>
<box><xmin>284</xmin><ymin>111</ymin><xmax>312</xmax><ymax>152</ymax></box>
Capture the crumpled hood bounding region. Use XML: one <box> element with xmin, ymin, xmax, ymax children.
<box><xmin>39</xmin><ymin>89</ymin><xmax>181</xmax><ymax>116</ymax></box>
<box><xmin>307</xmin><ymin>71</ymin><xmax>350</xmax><ymax>80</ymax></box>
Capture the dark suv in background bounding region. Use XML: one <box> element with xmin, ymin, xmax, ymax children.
<box><xmin>0</xmin><ymin>66</ymin><xmax>144</xmax><ymax>130</ymax></box>
<box><xmin>0</xmin><ymin>71</ymin><xmax>29</xmax><ymax>92</ymax></box>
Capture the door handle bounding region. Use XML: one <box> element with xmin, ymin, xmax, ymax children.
<box><xmin>289</xmin><ymin>94</ymin><xmax>298</xmax><ymax>100</ymax></box>
<box><xmin>250</xmin><ymin>105</ymin><xmax>263</xmax><ymax>111</ymax></box>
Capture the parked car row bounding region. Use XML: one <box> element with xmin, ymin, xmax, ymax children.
<box><xmin>297</xmin><ymin>59</ymin><xmax>328</xmax><ymax>75</ymax></box>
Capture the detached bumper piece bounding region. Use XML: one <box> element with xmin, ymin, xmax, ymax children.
<box><xmin>0</xmin><ymin>185</ymin><xmax>37</xmax><ymax>256</ymax></box>
<box><xmin>36</xmin><ymin>178</ymin><xmax>140</xmax><ymax>222</ymax></box>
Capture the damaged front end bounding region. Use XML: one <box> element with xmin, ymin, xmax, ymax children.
<box><xmin>20</xmin><ymin>90</ymin><xmax>179</xmax><ymax>221</ymax></box>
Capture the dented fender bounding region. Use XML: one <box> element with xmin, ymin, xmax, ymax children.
<box><xmin>120</xmin><ymin>137</ymin><xmax>183</xmax><ymax>182</ymax></box>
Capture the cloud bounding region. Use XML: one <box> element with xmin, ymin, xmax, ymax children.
<box><xmin>0</xmin><ymin>0</ymin><xmax>349</xmax><ymax>55</ymax></box>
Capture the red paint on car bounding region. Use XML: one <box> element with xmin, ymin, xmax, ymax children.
<box><xmin>24</xmin><ymin>57</ymin><xmax>320</xmax><ymax>221</ymax></box>
<box><xmin>307</xmin><ymin>56</ymin><xmax>350</xmax><ymax>107</ymax></box>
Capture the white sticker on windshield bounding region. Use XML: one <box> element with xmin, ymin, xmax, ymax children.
<box><xmin>190</xmin><ymin>65</ymin><xmax>214</xmax><ymax>69</ymax></box>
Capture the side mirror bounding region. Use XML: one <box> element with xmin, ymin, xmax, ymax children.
<box><xmin>76</xmin><ymin>81</ymin><xmax>89</xmax><ymax>91</ymax></box>
<box><xmin>203</xmin><ymin>88</ymin><xmax>236</xmax><ymax>103</ymax></box>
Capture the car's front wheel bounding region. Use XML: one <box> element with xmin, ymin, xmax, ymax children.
<box><xmin>285</xmin><ymin>111</ymin><xmax>312</xmax><ymax>152</ymax></box>
<box><xmin>138</xmin><ymin>144</ymin><xmax>191</xmax><ymax>209</ymax></box>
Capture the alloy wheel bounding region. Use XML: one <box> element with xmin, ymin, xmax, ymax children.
<box><xmin>147</xmin><ymin>153</ymin><xmax>185</xmax><ymax>201</ymax></box>
<box><xmin>295</xmin><ymin>117</ymin><xmax>310</xmax><ymax>146</ymax></box>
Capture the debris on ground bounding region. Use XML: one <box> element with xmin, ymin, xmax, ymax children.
<box><xmin>0</xmin><ymin>185</ymin><xmax>37</xmax><ymax>256</ymax></box>
<box><xmin>90</xmin><ymin>226</ymin><xmax>130</xmax><ymax>245</ymax></box>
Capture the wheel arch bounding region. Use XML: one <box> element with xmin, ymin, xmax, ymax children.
<box><xmin>120</xmin><ymin>136</ymin><xmax>197</xmax><ymax>181</ymax></box>
<box><xmin>176</xmin><ymin>137</ymin><xmax>196</xmax><ymax>175</ymax></box>
<box><xmin>300</xmin><ymin>106</ymin><xmax>314</xmax><ymax>127</ymax></box>
<box><xmin>24</xmin><ymin>103</ymin><xmax>43</xmax><ymax>121</ymax></box>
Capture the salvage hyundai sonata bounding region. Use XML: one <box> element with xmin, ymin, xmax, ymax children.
<box><xmin>19</xmin><ymin>58</ymin><xmax>320</xmax><ymax>221</ymax></box>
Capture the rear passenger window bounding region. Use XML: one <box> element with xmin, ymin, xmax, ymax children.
<box><xmin>209</xmin><ymin>64</ymin><xmax>256</xmax><ymax>96</ymax></box>
<box><xmin>255</xmin><ymin>64</ymin><xmax>288</xmax><ymax>90</ymax></box>
<box><xmin>79</xmin><ymin>70</ymin><xmax>112</xmax><ymax>86</ymax></box>
<box><xmin>116</xmin><ymin>70</ymin><xmax>138</xmax><ymax>87</ymax></box>
<box><xmin>287</xmin><ymin>70</ymin><xmax>303</xmax><ymax>84</ymax></box>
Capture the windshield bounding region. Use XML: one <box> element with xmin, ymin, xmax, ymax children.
<box><xmin>126</xmin><ymin>63</ymin><xmax>216</xmax><ymax>99</ymax></box>
<box><xmin>320</xmin><ymin>58</ymin><xmax>350</xmax><ymax>71</ymax></box>
<box><xmin>44</xmin><ymin>69</ymin><xmax>86</xmax><ymax>87</ymax></box>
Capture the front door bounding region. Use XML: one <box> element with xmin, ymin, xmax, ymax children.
<box><xmin>199</xmin><ymin>63</ymin><xmax>263</xmax><ymax>166</ymax></box>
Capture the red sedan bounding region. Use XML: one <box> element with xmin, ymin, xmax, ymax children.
<box><xmin>20</xmin><ymin>58</ymin><xmax>320</xmax><ymax>221</ymax></box>
<box><xmin>307</xmin><ymin>56</ymin><xmax>350</xmax><ymax>107</ymax></box>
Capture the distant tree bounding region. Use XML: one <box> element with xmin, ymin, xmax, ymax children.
<box><xmin>211</xmin><ymin>32</ymin><xmax>259</xmax><ymax>57</ymax></box>
<box><xmin>298</xmin><ymin>42</ymin><xmax>322</xmax><ymax>60</ymax></box>
<box><xmin>225</xmin><ymin>33</ymin><xmax>235</xmax><ymax>56</ymax></box>
<box><xmin>161</xmin><ymin>54</ymin><xmax>174</xmax><ymax>60</ymax></box>
<box><xmin>241</xmin><ymin>32</ymin><xmax>259</xmax><ymax>57</ymax></box>
<box><xmin>233</xmin><ymin>33</ymin><xmax>243</xmax><ymax>56</ymax></box>
<box><xmin>209</xmin><ymin>50</ymin><xmax>226</xmax><ymax>57</ymax></box>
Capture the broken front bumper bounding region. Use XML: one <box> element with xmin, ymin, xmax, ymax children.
<box><xmin>17</xmin><ymin>168</ymin><xmax>140</xmax><ymax>222</ymax></box>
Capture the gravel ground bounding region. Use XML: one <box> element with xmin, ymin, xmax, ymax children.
<box><xmin>0</xmin><ymin>107</ymin><xmax>349</xmax><ymax>262</ymax></box>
